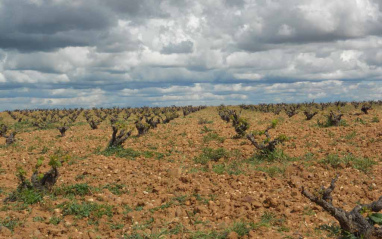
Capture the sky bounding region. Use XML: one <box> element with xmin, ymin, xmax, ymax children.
<box><xmin>0</xmin><ymin>0</ymin><xmax>382</xmax><ymax>110</ymax></box>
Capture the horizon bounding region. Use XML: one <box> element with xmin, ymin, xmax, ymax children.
<box><xmin>1</xmin><ymin>99</ymin><xmax>380</xmax><ymax>112</ymax></box>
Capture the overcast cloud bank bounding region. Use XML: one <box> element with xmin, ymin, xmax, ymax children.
<box><xmin>0</xmin><ymin>0</ymin><xmax>381</xmax><ymax>110</ymax></box>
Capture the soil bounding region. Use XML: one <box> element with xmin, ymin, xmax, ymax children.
<box><xmin>0</xmin><ymin>105</ymin><xmax>381</xmax><ymax>238</ymax></box>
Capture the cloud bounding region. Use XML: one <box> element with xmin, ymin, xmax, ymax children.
<box><xmin>0</xmin><ymin>0</ymin><xmax>381</xmax><ymax>110</ymax></box>
<box><xmin>161</xmin><ymin>40</ymin><xmax>194</xmax><ymax>54</ymax></box>
<box><xmin>0</xmin><ymin>72</ymin><xmax>5</xmax><ymax>82</ymax></box>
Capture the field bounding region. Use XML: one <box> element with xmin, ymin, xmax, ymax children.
<box><xmin>0</xmin><ymin>103</ymin><xmax>381</xmax><ymax>239</ymax></box>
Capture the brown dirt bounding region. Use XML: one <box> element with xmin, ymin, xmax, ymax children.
<box><xmin>0</xmin><ymin>106</ymin><xmax>381</xmax><ymax>238</ymax></box>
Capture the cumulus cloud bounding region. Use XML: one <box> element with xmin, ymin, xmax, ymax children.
<box><xmin>0</xmin><ymin>0</ymin><xmax>381</xmax><ymax>110</ymax></box>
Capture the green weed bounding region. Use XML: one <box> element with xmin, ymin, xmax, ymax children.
<box><xmin>203</xmin><ymin>133</ymin><xmax>225</xmax><ymax>143</ymax></box>
<box><xmin>194</xmin><ymin>148</ymin><xmax>228</xmax><ymax>165</ymax></box>
<box><xmin>54</xmin><ymin>183</ymin><xmax>94</xmax><ymax>197</ymax></box>
<box><xmin>58</xmin><ymin>201</ymin><xmax>113</xmax><ymax>219</ymax></box>
<box><xmin>319</xmin><ymin>154</ymin><xmax>376</xmax><ymax>173</ymax></box>
<box><xmin>101</xmin><ymin>147</ymin><xmax>141</xmax><ymax>160</ymax></box>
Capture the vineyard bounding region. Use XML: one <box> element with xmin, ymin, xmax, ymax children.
<box><xmin>0</xmin><ymin>101</ymin><xmax>381</xmax><ymax>239</ymax></box>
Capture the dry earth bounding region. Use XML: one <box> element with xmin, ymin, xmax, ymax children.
<box><xmin>0</xmin><ymin>105</ymin><xmax>381</xmax><ymax>239</ymax></box>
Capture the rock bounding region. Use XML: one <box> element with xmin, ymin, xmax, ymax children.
<box><xmin>175</xmin><ymin>208</ymin><xmax>183</xmax><ymax>217</ymax></box>
<box><xmin>115</xmin><ymin>197</ymin><xmax>123</xmax><ymax>204</ymax></box>
<box><xmin>242</xmin><ymin>196</ymin><xmax>255</xmax><ymax>203</ymax></box>
<box><xmin>0</xmin><ymin>226</ymin><xmax>12</xmax><ymax>237</ymax></box>
<box><xmin>301</xmin><ymin>171</ymin><xmax>313</xmax><ymax>179</ymax></box>
<box><xmin>195</xmin><ymin>205</ymin><xmax>208</xmax><ymax>214</ymax></box>
<box><xmin>252</xmin><ymin>201</ymin><xmax>263</xmax><ymax>209</ymax></box>
<box><xmin>227</xmin><ymin>231</ymin><xmax>239</xmax><ymax>239</ymax></box>
<box><xmin>207</xmin><ymin>162</ymin><xmax>213</xmax><ymax>170</ymax></box>
<box><xmin>179</xmin><ymin>176</ymin><xmax>189</xmax><ymax>183</ymax></box>
<box><xmin>290</xmin><ymin>205</ymin><xmax>303</xmax><ymax>213</ymax></box>
<box><xmin>54</xmin><ymin>208</ymin><xmax>62</xmax><ymax>214</ymax></box>
<box><xmin>168</xmin><ymin>168</ymin><xmax>181</xmax><ymax>178</ymax></box>
<box><xmin>263</xmin><ymin>197</ymin><xmax>278</xmax><ymax>208</ymax></box>
<box><xmin>48</xmin><ymin>228</ymin><xmax>62</xmax><ymax>236</ymax></box>
<box><xmin>64</xmin><ymin>220</ymin><xmax>73</xmax><ymax>227</ymax></box>
<box><xmin>122</xmin><ymin>197</ymin><xmax>131</xmax><ymax>205</ymax></box>
<box><xmin>88</xmin><ymin>232</ymin><xmax>98</xmax><ymax>239</ymax></box>
<box><xmin>248</xmin><ymin>230</ymin><xmax>257</xmax><ymax>238</ymax></box>
<box><xmin>33</xmin><ymin>229</ymin><xmax>42</xmax><ymax>237</ymax></box>
<box><xmin>288</xmin><ymin>176</ymin><xmax>302</xmax><ymax>188</ymax></box>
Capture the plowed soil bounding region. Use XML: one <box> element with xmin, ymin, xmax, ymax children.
<box><xmin>0</xmin><ymin>106</ymin><xmax>381</xmax><ymax>239</ymax></box>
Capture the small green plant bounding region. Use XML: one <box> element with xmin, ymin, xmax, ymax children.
<box><xmin>368</xmin><ymin>213</ymin><xmax>382</xmax><ymax>225</ymax></box>
<box><xmin>0</xmin><ymin>217</ymin><xmax>20</xmax><ymax>232</ymax></box>
<box><xmin>345</xmin><ymin>131</ymin><xmax>357</xmax><ymax>140</ymax></box>
<box><xmin>188</xmin><ymin>221</ymin><xmax>255</xmax><ymax>239</ymax></box>
<box><xmin>198</xmin><ymin>118</ymin><xmax>212</xmax><ymax>124</ymax></box>
<box><xmin>49</xmin><ymin>216</ymin><xmax>62</xmax><ymax>225</ymax></box>
<box><xmin>101</xmin><ymin>146</ymin><xmax>141</xmax><ymax>160</ymax></box>
<box><xmin>212</xmin><ymin>161</ymin><xmax>243</xmax><ymax>175</ymax></box>
<box><xmin>270</xmin><ymin>119</ymin><xmax>278</xmax><ymax>128</ymax></box>
<box><xmin>349</xmin><ymin>156</ymin><xmax>376</xmax><ymax>173</ymax></box>
<box><xmin>212</xmin><ymin>164</ymin><xmax>225</xmax><ymax>174</ymax></box>
<box><xmin>259</xmin><ymin>211</ymin><xmax>277</xmax><ymax>227</ymax></box>
<box><xmin>194</xmin><ymin>148</ymin><xmax>228</xmax><ymax>165</ymax></box>
<box><xmin>58</xmin><ymin>201</ymin><xmax>113</xmax><ymax>219</ymax></box>
<box><xmin>320</xmin><ymin>154</ymin><xmax>342</xmax><ymax>168</ymax></box>
<box><xmin>200</xmin><ymin>125</ymin><xmax>213</xmax><ymax>133</ymax></box>
<box><xmin>355</xmin><ymin>117</ymin><xmax>366</xmax><ymax>125</ymax></box>
<box><xmin>54</xmin><ymin>183</ymin><xmax>93</xmax><ymax>197</ymax></box>
<box><xmin>109</xmin><ymin>223</ymin><xmax>124</xmax><ymax>230</ymax></box>
<box><xmin>319</xmin><ymin>154</ymin><xmax>376</xmax><ymax>173</ymax></box>
<box><xmin>203</xmin><ymin>148</ymin><xmax>227</xmax><ymax>161</ymax></box>
<box><xmin>371</xmin><ymin>116</ymin><xmax>380</xmax><ymax>123</ymax></box>
<box><xmin>40</xmin><ymin>146</ymin><xmax>49</xmax><ymax>154</ymax></box>
<box><xmin>303</xmin><ymin>206</ymin><xmax>316</xmax><ymax>216</ymax></box>
<box><xmin>103</xmin><ymin>183</ymin><xmax>128</xmax><ymax>195</ymax></box>
<box><xmin>226</xmin><ymin>221</ymin><xmax>255</xmax><ymax>237</ymax></box>
<box><xmin>315</xmin><ymin>224</ymin><xmax>342</xmax><ymax>238</ymax></box>
<box><xmin>203</xmin><ymin>132</ymin><xmax>225</xmax><ymax>143</ymax></box>
<box><xmin>33</xmin><ymin>217</ymin><xmax>45</xmax><ymax>222</ymax></box>
<box><xmin>135</xmin><ymin>205</ymin><xmax>144</xmax><ymax>211</ymax></box>
<box><xmin>256</xmin><ymin>165</ymin><xmax>285</xmax><ymax>177</ymax></box>
<box><xmin>16</xmin><ymin>188</ymin><xmax>43</xmax><ymax>205</ymax></box>
<box><xmin>4</xmin><ymin>154</ymin><xmax>64</xmax><ymax>204</ymax></box>
<box><xmin>247</xmin><ymin>149</ymin><xmax>293</xmax><ymax>164</ymax></box>
<box><xmin>27</xmin><ymin>145</ymin><xmax>37</xmax><ymax>152</ymax></box>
